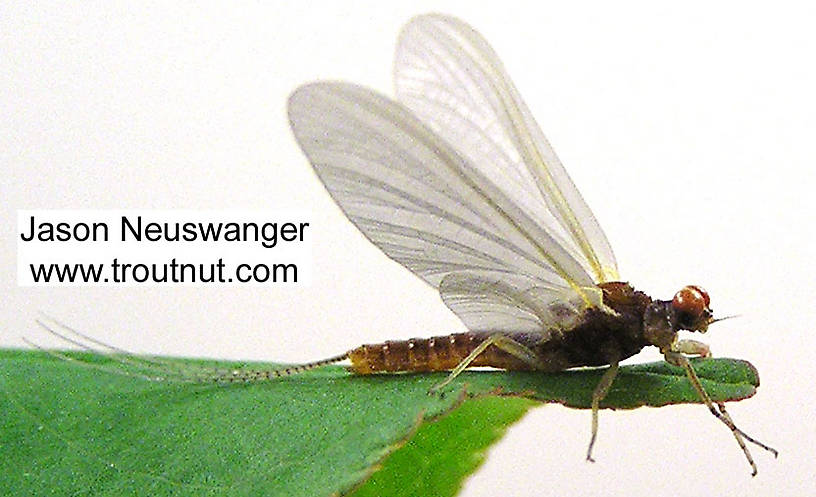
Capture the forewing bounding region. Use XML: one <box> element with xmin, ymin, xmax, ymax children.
<box><xmin>288</xmin><ymin>82</ymin><xmax>597</xmax><ymax>306</ymax></box>
<box><xmin>395</xmin><ymin>14</ymin><xmax>619</xmax><ymax>283</ymax></box>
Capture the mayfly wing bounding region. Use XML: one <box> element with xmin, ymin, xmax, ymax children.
<box><xmin>439</xmin><ymin>272</ymin><xmax>587</xmax><ymax>333</ymax></box>
<box><xmin>395</xmin><ymin>14</ymin><xmax>619</xmax><ymax>283</ymax></box>
<box><xmin>288</xmin><ymin>83</ymin><xmax>606</xmax><ymax>329</ymax></box>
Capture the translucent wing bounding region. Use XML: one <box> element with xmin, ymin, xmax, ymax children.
<box><xmin>439</xmin><ymin>272</ymin><xmax>587</xmax><ymax>334</ymax></box>
<box><xmin>395</xmin><ymin>14</ymin><xmax>619</xmax><ymax>283</ymax></box>
<box><xmin>288</xmin><ymin>83</ymin><xmax>605</xmax><ymax>326</ymax></box>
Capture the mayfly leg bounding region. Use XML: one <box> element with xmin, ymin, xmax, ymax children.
<box><xmin>429</xmin><ymin>333</ymin><xmax>543</xmax><ymax>393</ymax></box>
<box><xmin>714</xmin><ymin>401</ymin><xmax>777</xmax><ymax>453</ymax></box>
<box><xmin>586</xmin><ymin>353</ymin><xmax>620</xmax><ymax>462</ymax></box>
<box><xmin>671</xmin><ymin>340</ymin><xmax>778</xmax><ymax>456</ymax></box>
<box><xmin>664</xmin><ymin>350</ymin><xmax>777</xmax><ymax>476</ymax></box>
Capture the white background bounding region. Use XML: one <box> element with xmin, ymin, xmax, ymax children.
<box><xmin>3</xmin><ymin>1</ymin><xmax>815</xmax><ymax>495</ymax></box>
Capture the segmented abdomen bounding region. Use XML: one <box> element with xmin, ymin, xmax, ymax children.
<box><xmin>347</xmin><ymin>332</ymin><xmax>535</xmax><ymax>374</ymax></box>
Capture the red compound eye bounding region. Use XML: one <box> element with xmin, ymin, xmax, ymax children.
<box><xmin>688</xmin><ymin>285</ymin><xmax>710</xmax><ymax>307</ymax></box>
<box><xmin>672</xmin><ymin>285</ymin><xmax>711</xmax><ymax>318</ymax></box>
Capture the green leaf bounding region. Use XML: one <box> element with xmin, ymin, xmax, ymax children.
<box><xmin>0</xmin><ymin>349</ymin><xmax>759</xmax><ymax>496</ymax></box>
<box><xmin>347</xmin><ymin>396</ymin><xmax>536</xmax><ymax>497</ymax></box>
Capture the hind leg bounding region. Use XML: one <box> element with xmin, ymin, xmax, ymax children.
<box><xmin>429</xmin><ymin>333</ymin><xmax>542</xmax><ymax>393</ymax></box>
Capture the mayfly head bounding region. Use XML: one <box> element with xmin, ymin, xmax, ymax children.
<box><xmin>671</xmin><ymin>285</ymin><xmax>713</xmax><ymax>333</ymax></box>
<box><xmin>643</xmin><ymin>285</ymin><xmax>712</xmax><ymax>349</ymax></box>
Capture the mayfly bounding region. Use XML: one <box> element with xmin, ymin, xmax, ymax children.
<box><xmin>37</xmin><ymin>13</ymin><xmax>776</xmax><ymax>474</ymax></box>
<box><xmin>283</xmin><ymin>13</ymin><xmax>777</xmax><ymax>473</ymax></box>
